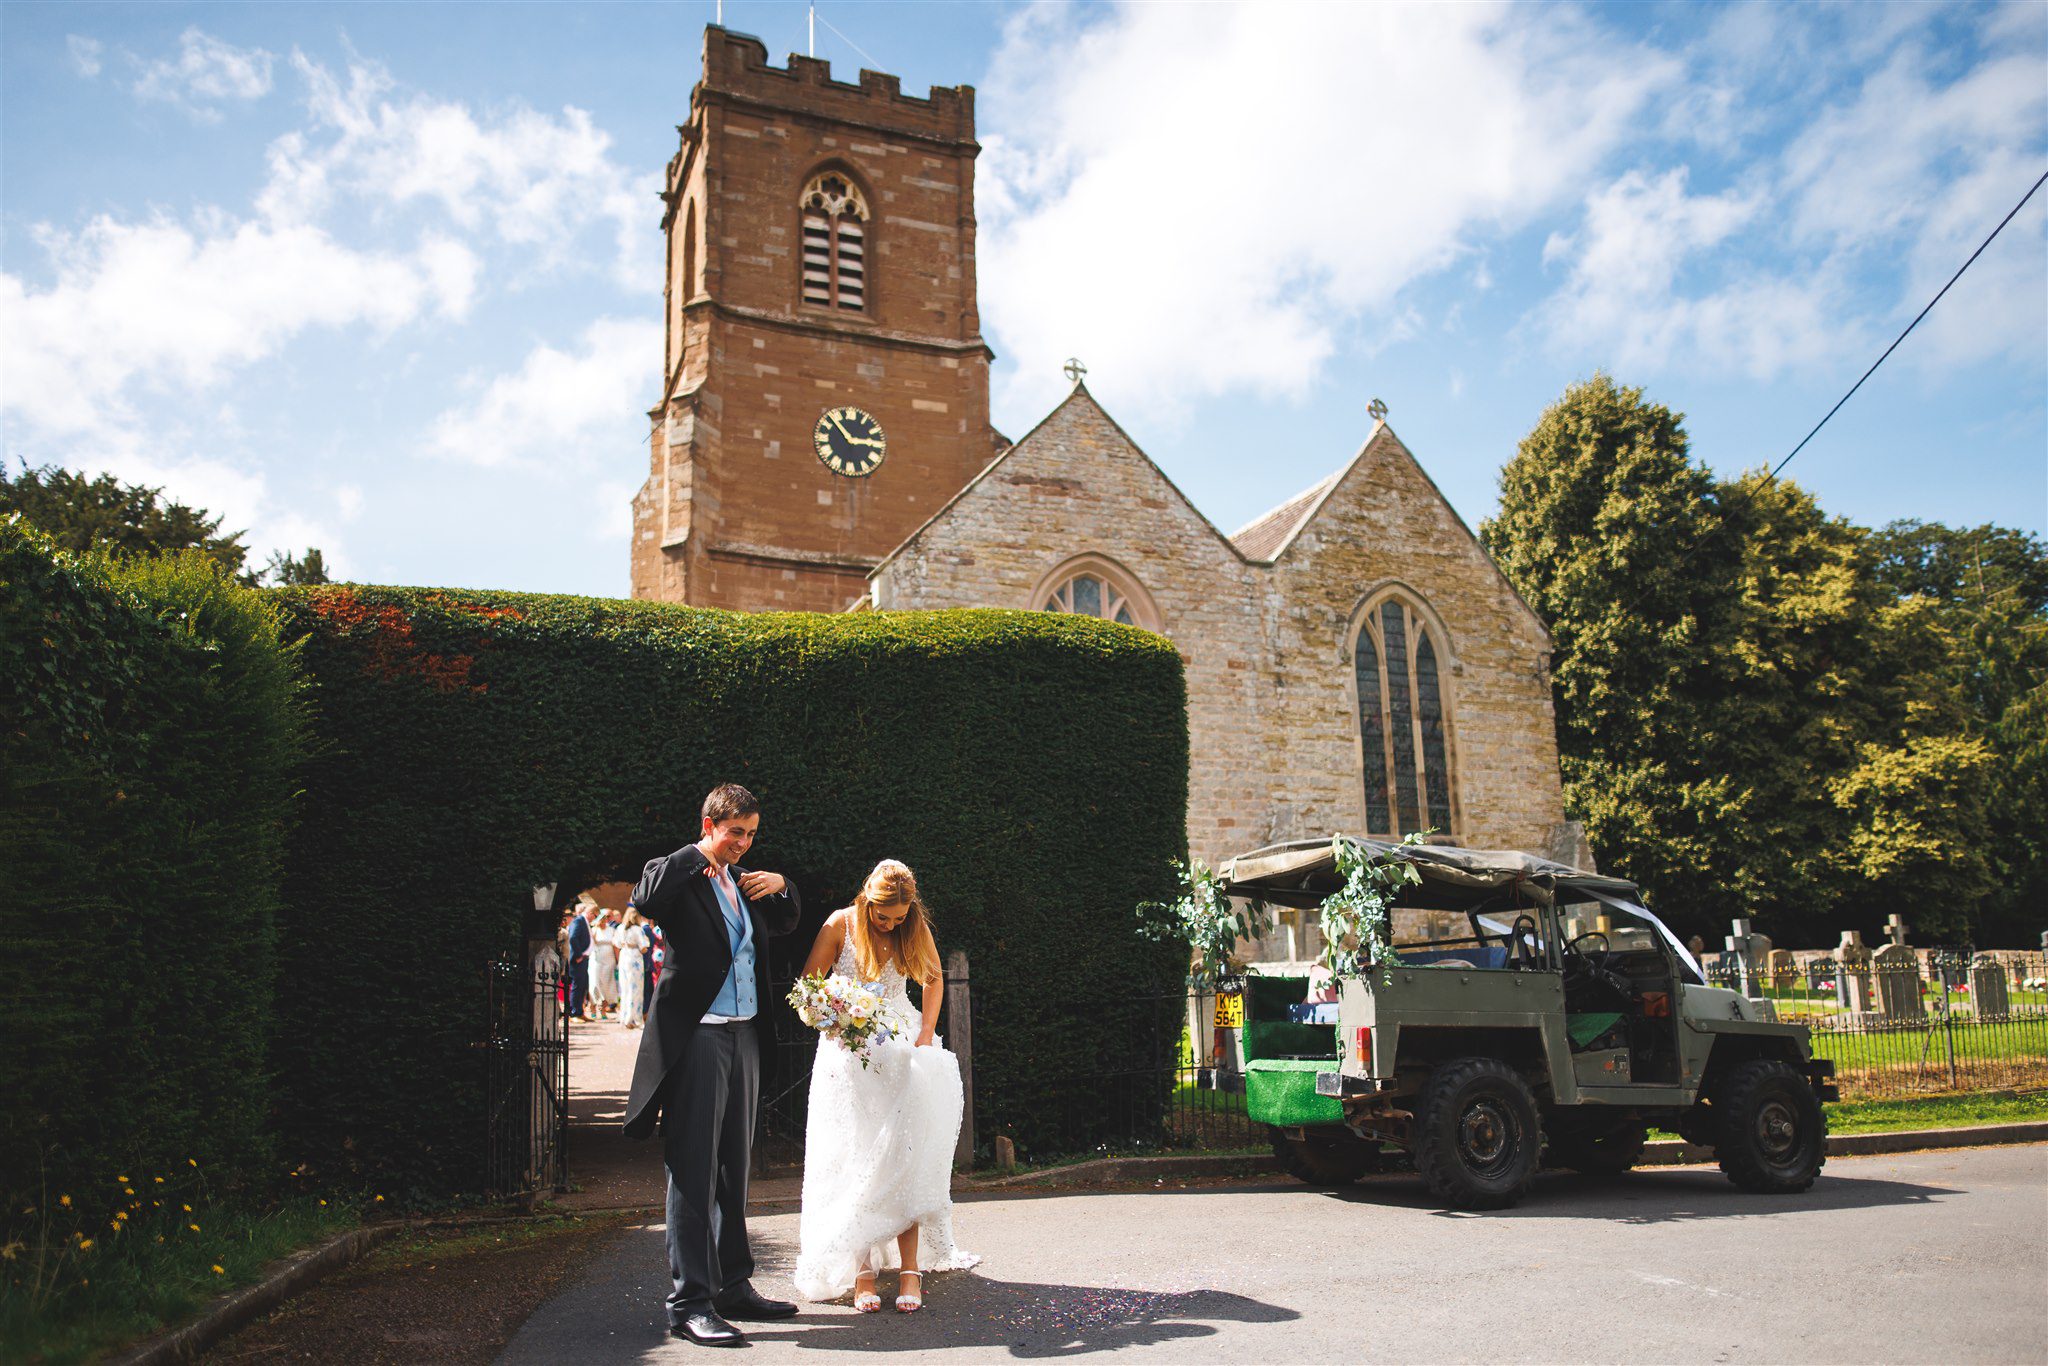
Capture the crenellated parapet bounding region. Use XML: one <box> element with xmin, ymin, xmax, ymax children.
<box><xmin>696</xmin><ymin>25</ymin><xmax>977</xmax><ymax>147</ymax></box>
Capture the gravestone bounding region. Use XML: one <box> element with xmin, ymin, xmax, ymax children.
<box><xmin>1725</xmin><ymin>918</ymin><xmax>1772</xmax><ymax>999</ymax></box>
<box><xmin>1969</xmin><ymin>953</ymin><xmax>2011</xmax><ymax>1021</ymax></box>
<box><xmin>1835</xmin><ymin>930</ymin><xmax>1874</xmax><ymax>1013</ymax></box>
<box><xmin>1765</xmin><ymin>948</ymin><xmax>1797</xmax><ymax>998</ymax></box>
<box><xmin>1871</xmin><ymin>914</ymin><xmax>1924</xmax><ymax>1022</ymax></box>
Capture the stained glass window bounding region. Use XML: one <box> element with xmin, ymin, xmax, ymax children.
<box><xmin>1355</xmin><ymin>627</ymin><xmax>1391</xmax><ymax>834</ymax></box>
<box><xmin>1039</xmin><ymin>564</ymin><xmax>1152</xmax><ymax>630</ymax></box>
<box><xmin>1356</xmin><ymin>598</ymin><xmax>1454</xmax><ymax>838</ymax></box>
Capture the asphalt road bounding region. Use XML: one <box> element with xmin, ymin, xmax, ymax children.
<box><xmin>499</xmin><ymin>1145</ymin><xmax>2048</xmax><ymax>1363</ymax></box>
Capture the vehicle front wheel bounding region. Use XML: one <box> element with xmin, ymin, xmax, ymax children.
<box><xmin>1545</xmin><ymin>1114</ymin><xmax>1649</xmax><ymax>1177</ymax></box>
<box><xmin>1268</xmin><ymin>1125</ymin><xmax>1387</xmax><ymax>1185</ymax></box>
<box><xmin>1413</xmin><ymin>1058</ymin><xmax>1544</xmax><ymax>1209</ymax></box>
<box><xmin>1712</xmin><ymin>1059</ymin><xmax>1827</xmax><ymax>1194</ymax></box>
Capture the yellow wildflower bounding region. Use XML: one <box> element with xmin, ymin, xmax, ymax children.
<box><xmin>154</xmin><ymin>1177</ymin><xmax>164</xmax><ymax>1184</ymax></box>
<box><xmin>319</xmin><ymin>1199</ymin><xmax>327</xmax><ymax>1207</ymax></box>
<box><xmin>188</xmin><ymin>1159</ymin><xmax>198</xmax><ymax>1167</ymax></box>
<box><xmin>2</xmin><ymin>1240</ymin><xmax>23</xmax><ymax>1261</ymax></box>
<box><xmin>117</xmin><ymin>1175</ymin><xmax>129</xmax><ymax>1183</ymax></box>
<box><xmin>109</xmin><ymin>1221</ymin><xmax>120</xmax><ymax>1233</ymax></box>
<box><xmin>59</xmin><ymin>1195</ymin><xmax>71</xmax><ymax>1207</ymax></box>
<box><xmin>373</xmin><ymin>1195</ymin><xmax>384</xmax><ymax>1203</ymax></box>
<box><xmin>182</xmin><ymin>1204</ymin><xmax>192</xmax><ymax>1213</ymax></box>
<box><xmin>189</xmin><ymin>1223</ymin><xmax>201</xmax><ymax>1233</ymax></box>
<box><xmin>211</xmin><ymin>1264</ymin><xmax>225</xmax><ymax>1275</ymax></box>
<box><xmin>78</xmin><ymin>1239</ymin><xmax>94</xmax><ymax>1252</ymax></box>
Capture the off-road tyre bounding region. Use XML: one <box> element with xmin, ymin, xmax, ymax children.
<box><xmin>1413</xmin><ymin>1058</ymin><xmax>1544</xmax><ymax>1209</ymax></box>
<box><xmin>1711</xmin><ymin>1059</ymin><xmax>1827</xmax><ymax>1194</ymax></box>
<box><xmin>1268</xmin><ymin>1125</ymin><xmax>1387</xmax><ymax>1185</ymax></box>
<box><xmin>1545</xmin><ymin>1115</ymin><xmax>1649</xmax><ymax>1177</ymax></box>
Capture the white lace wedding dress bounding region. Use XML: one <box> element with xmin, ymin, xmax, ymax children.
<box><xmin>792</xmin><ymin>931</ymin><xmax>980</xmax><ymax>1301</ymax></box>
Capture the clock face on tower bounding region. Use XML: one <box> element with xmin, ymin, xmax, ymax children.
<box><xmin>812</xmin><ymin>406</ymin><xmax>887</xmax><ymax>477</ymax></box>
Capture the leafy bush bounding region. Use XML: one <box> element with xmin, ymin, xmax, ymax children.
<box><xmin>0</xmin><ymin>517</ymin><xmax>305</xmax><ymax>1227</ymax></box>
<box><xmin>266</xmin><ymin>587</ymin><xmax>1190</xmax><ymax>1185</ymax></box>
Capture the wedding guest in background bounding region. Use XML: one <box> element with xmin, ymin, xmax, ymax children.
<box><xmin>566</xmin><ymin>901</ymin><xmax>593</xmax><ymax>1020</ymax></box>
<box><xmin>592</xmin><ymin>906</ymin><xmax>621</xmax><ymax>1020</ymax></box>
<box><xmin>619</xmin><ymin>910</ymin><xmax>652</xmax><ymax>1029</ymax></box>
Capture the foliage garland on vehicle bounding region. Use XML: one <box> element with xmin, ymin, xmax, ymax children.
<box><xmin>1315</xmin><ymin>835</ymin><xmax>1424</xmax><ymax>982</ymax></box>
<box><xmin>1137</xmin><ymin>858</ymin><xmax>1273</xmax><ymax>988</ymax></box>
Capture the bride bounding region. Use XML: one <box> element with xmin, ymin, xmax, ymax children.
<box><xmin>792</xmin><ymin>860</ymin><xmax>979</xmax><ymax>1312</ymax></box>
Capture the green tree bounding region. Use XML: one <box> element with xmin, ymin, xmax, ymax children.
<box><xmin>1480</xmin><ymin>374</ymin><xmax>1736</xmax><ymax>933</ymax></box>
<box><xmin>0</xmin><ymin>460</ymin><xmax>250</xmax><ymax>575</ymax></box>
<box><xmin>257</xmin><ymin>546</ymin><xmax>332</xmax><ymax>585</ymax></box>
<box><xmin>1483</xmin><ymin>378</ymin><xmax>2002</xmax><ymax>942</ymax></box>
<box><xmin>1866</xmin><ymin>522</ymin><xmax>2047</xmax><ymax>944</ymax></box>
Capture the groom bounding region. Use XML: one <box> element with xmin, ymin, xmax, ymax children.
<box><xmin>626</xmin><ymin>783</ymin><xmax>803</xmax><ymax>1346</ymax></box>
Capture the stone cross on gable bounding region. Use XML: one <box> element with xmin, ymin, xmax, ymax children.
<box><xmin>1886</xmin><ymin>913</ymin><xmax>1909</xmax><ymax>947</ymax></box>
<box><xmin>1368</xmin><ymin>397</ymin><xmax>1389</xmax><ymax>423</ymax></box>
<box><xmin>1063</xmin><ymin>357</ymin><xmax>1087</xmax><ymax>384</ymax></box>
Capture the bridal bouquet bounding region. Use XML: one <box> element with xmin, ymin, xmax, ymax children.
<box><xmin>786</xmin><ymin>972</ymin><xmax>897</xmax><ymax>1067</ymax></box>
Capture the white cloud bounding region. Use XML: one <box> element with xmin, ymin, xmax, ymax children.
<box><xmin>131</xmin><ymin>27</ymin><xmax>275</xmax><ymax>121</ymax></box>
<box><xmin>425</xmin><ymin>317</ymin><xmax>660</xmax><ymax>469</ymax></box>
<box><xmin>260</xmin><ymin>51</ymin><xmax>658</xmax><ymax>290</ymax></box>
<box><xmin>0</xmin><ymin>215</ymin><xmax>475</xmax><ymax>439</ymax></box>
<box><xmin>976</xmin><ymin>1</ymin><xmax>1678</xmax><ymax>419</ymax></box>
<box><xmin>1534</xmin><ymin>168</ymin><xmax>1844</xmax><ymax>376</ymax></box>
<box><xmin>67</xmin><ymin>35</ymin><xmax>103</xmax><ymax>79</ymax></box>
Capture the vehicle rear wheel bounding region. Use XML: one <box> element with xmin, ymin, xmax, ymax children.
<box><xmin>1413</xmin><ymin>1058</ymin><xmax>1543</xmax><ymax>1209</ymax></box>
<box><xmin>1544</xmin><ymin>1114</ymin><xmax>1648</xmax><ymax>1176</ymax></box>
<box><xmin>1712</xmin><ymin>1059</ymin><xmax>1827</xmax><ymax>1194</ymax></box>
<box><xmin>1268</xmin><ymin>1125</ymin><xmax>1386</xmax><ymax>1185</ymax></box>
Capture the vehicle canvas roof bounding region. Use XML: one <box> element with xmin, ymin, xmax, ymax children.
<box><xmin>1216</xmin><ymin>837</ymin><xmax>1642</xmax><ymax>911</ymax></box>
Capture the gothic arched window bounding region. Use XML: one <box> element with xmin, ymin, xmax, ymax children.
<box><xmin>1031</xmin><ymin>554</ymin><xmax>1160</xmax><ymax>631</ymax></box>
<box><xmin>1353</xmin><ymin>595</ymin><xmax>1455</xmax><ymax>837</ymax></box>
<box><xmin>800</xmin><ymin>171</ymin><xmax>868</xmax><ymax>312</ymax></box>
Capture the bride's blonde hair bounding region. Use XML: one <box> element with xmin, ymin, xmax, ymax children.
<box><xmin>850</xmin><ymin>859</ymin><xmax>942</xmax><ymax>986</ymax></box>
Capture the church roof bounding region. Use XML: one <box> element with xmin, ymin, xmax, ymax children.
<box><xmin>1229</xmin><ymin>476</ymin><xmax>1337</xmax><ymax>562</ymax></box>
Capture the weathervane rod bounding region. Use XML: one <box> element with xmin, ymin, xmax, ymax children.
<box><xmin>809</xmin><ymin>3</ymin><xmax>816</xmax><ymax>57</ymax></box>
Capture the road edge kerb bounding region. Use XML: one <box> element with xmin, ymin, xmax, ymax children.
<box><xmin>1638</xmin><ymin>1118</ymin><xmax>2048</xmax><ymax>1166</ymax></box>
<box><xmin>113</xmin><ymin>1223</ymin><xmax>404</xmax><ymax>1366</ymax></box>
<box><xmin>954</xmin><ymin>1121</ymin><xmax>2048</xmax><ymax>1190</ymax></box>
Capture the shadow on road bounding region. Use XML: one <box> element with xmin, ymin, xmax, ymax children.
<box><xmin>535</xmin><ymin>1223</ymin><xmax>1300</xmax><ymax>1360</ymax></box>
<box><xmin>743</xmin><ymin>1278</ymin><xmax>1298</xmax><ymax>1358</ymax></box>
<box><xmin>1307</xmin><ymin>1166</ymin><xmax>1956</xmax><ymax>1224</ymax></box>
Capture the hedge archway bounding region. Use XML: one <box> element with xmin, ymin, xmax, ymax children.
<box><xmin>268</xmin><ymin>587</ymin><xmax>1190</xmax><ymax>1191</ymax></box>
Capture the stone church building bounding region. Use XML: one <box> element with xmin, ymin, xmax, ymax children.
<box><xmin>631</xmin><ymin>27</ymin><xmax>1585</xmax><ymax>876</ymax></box>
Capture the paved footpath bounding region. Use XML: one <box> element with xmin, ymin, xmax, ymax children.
<box><xmin>501</xmin><ymin>1144</ymin><xmax>2047</xmax><ymax>1364</ymax></box>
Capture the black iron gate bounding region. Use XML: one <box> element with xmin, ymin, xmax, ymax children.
<box><xmin>482</xmin><ymin>955</ymin><xmax>569</xmax><ymax>1195</ymax></box>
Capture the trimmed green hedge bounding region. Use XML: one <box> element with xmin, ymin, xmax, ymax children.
<box><xmin>268</xmin><ymin>587</ymin><xmax>1189</xmax><ymax>1188</ymax></box>
<box><xmin>1</xmin><ymin>519</ymin><xmax>304</xmax><ymax>1222</ymax></box>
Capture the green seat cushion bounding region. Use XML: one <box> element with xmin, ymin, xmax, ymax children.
<box><xmin>1242</xmin><ymin>1019</ymin><xmax>1339</xmax><ymax>1062</ymax></box>
<box><xmin>1245</xmin><ymin>1058</ymin><xmax>1344</xmax><ymax>1127</ymax></box>
<box><xmin>1567</xmin><ymin>1011</ymin><xmax>1624</xmax><ymax>1049</ymax></box>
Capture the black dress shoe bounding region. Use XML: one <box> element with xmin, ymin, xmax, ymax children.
<box><xmin>670</xmin><ymin>1310</ymin><xmax>745</xmax><ymax>1346</ymax></box>
<box><xmin>716</xmin><ymin>1285</ymin><xmax>799</xmax><ymax>1320</ymax></box>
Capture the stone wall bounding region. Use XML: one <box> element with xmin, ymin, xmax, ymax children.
<box><xmin>872</xmin><ymin>387</ymin><xmax>1577</xmax><ymax>870</ymax></box>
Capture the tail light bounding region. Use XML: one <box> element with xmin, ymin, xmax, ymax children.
<box><xmin>1352</xmin><ymin>1026</ymin><xmax>1373</xmax><ymax>1071</ymax></box>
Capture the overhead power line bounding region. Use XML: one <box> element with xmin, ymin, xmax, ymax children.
<box><xmin>1761</xmin><ymin>166</ymin><xmax>2047</xmax><ymax>489</ymax></box>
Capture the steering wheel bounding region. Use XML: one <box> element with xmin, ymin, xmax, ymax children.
<box><xmin>1568</xmin><ymin>930</ymin><xmax>1611</xmax><ymax>957</ymax></box>
<box><xmin>1509</xmin><ymin>914</ymin><xmax>1541</xmax><ymax>970</ymax></box>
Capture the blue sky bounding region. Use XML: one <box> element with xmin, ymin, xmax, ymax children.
<box><xmin>3</xmin><ymin>1</ymin><xmax>2043</xmax><ymax>595</ymax></box>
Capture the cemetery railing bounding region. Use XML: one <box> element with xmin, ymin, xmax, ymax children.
<box><xmin>1703</xmin><ymin>949</ymin><xmax>2048</xmax><ymax>1099</ymax></box>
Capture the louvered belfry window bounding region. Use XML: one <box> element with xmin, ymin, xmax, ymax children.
<box><xmin>800</xmin><ymin>171</ymin><xmax>869</xmax><ymax>311</ymax></box>
<box><xmin>1354</xmin><ymin>598</ymin><xmax>1454</xmax><ymax>837</ymax></box>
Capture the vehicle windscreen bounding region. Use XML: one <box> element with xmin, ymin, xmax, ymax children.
<box><xmin>1570</xmin><ymin>890</ymin><xmax>1706</xmax><ymax>986</ymax></box>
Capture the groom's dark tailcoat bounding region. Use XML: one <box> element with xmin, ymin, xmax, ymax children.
<box><xmin>622</xmin><ymin>844</ymin><xmax>802</xmax><ymax>1139</ymax></box>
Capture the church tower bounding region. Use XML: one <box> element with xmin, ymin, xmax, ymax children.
<box><xmin>630</xmin><ymin>26</ymin><xmax>996</xmax><ymax>611</ymax></box>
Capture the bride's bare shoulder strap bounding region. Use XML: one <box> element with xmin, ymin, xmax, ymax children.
<box><xmin>803</xmin><ymin>907</ymin><xmax>852</xmax><ymax>976</ymax></box>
